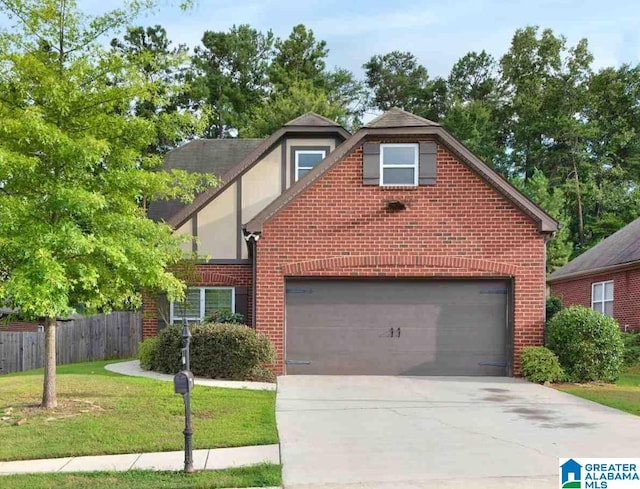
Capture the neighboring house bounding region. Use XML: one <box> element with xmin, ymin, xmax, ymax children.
<box><xmin>548</xmin><ymin>217</ymin><xmax>640</xmax><ymax>331</ymax></box>
<box><xmin>144</xmin><ymin>108</ymin><xmax>557</xmax><ymax>376</ymax></box>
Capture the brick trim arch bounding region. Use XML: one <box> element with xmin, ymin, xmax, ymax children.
<box><xmin>282</xmin><ymin>255</ymin><xmax>518</xmax><ymax>276</ymax></box>
<box><xmin>196</xmin><ymin>271</ymin><xmax>238</xmax><ymax>286</ymax></box>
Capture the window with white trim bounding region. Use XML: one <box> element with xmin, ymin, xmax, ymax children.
<box><xmin>591</xmin><ymin>281</ymin><xmax>613</xmax><ymax>316</ymax></box>
<box><xmin>170</xmin><ymin>287</ymin><xmax>235</xmax><ymax>324</ymax></box>
<box><xmin>380</xmin><ymin>143</ymin><xmax>419</xmax><ymax>186</ymax></box>
<box><xmin>295</xmin><ymin>149</ymin><xmax>326</xmax><ymax>180</ymax></box>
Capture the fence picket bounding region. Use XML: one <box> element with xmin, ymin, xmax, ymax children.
<box><xmin>0</xmin><ymin>311</ymin><xmax>141</xmax><ymax>374</ymax></box>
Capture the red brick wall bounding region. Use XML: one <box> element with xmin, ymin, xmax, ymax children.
<box><xmin>255</xmin><ymin>141</ymin><xmax>548</xmax><ymax>375</ymax></box>
<box><xmin>550</xmin><ymin>268</ymin><xmax>640</xmax><ymax>331</ymax></box>
<box><xmin>142</xmin><ymin>263</ymin><xmax>253</xmax><ymax>339</ymax></box>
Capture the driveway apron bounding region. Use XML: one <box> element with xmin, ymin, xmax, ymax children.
<box><xmin>276</xmin><ymin>376</ymin><xmax>640</xmax><ymax>489</ymax></box>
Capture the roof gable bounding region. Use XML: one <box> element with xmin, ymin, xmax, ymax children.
<box><xmin>163</xmin><ymin>120</ymin><xmax>350</xmax><ymax>228</ymax></box>
<box><xmin>365</xmin><ymin>107</ymin><xmax>439</xmax><ymax>128</ymax></box>
<box><xmin>148</xmin><ymin>139</ymin><xmax>263</xmax><ymax>222</ymax></box>
<box><xmin>245</xmin><ymin>110</ymin><xmax>558</xmax><ymax>234</ymax></box>
<box><xmin>549</xmin><ymin>216</ymin><xmax>640</xmax><ymax>282</ymax></box>
<box><xmin>285</xmin><ymin>112</ymin><xmax>342</xmax><ymax>127</ymax></box>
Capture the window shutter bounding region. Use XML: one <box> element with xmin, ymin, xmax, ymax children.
<box><xmin>234</xmin><ymin>286</ymin><xmax>249</xmax><ymax>324</ymax></box>
<box><xmin>419</xmin><ymin>142</ymin><xmax>437</xmax><ymax>185</ymax></box>
<box><xmin>157</xmin><ymin>293</ymin><xmax>169</xmax><ymax>332</ymax></box>
<box><xmin>362</xmin><ymin>142</ymin><xmax>380</xmax><ymax>185</ymax></box>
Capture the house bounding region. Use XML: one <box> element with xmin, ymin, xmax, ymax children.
<box><xmin>548</xmin><ymin>216</ymin><xmax>640</xmax><ymax>331</ymax></box>
<box><xmin>144</xmin><ymin>108</ymin><xmax>557</xmax><ymax>376</ymax></box>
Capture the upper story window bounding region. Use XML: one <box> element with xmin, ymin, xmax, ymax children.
<box><xmin>295</xmin><ymin>149</ymin><xmax>326</xmax><ymax>180</ymax></box>
<box><xmin>170</xmin><ymin>287</ymin><xmax>235</xmax><ymax>324</ymax></box>
<box><xmin>380</xmin><ymin>144</ymin><xmax>419</xmax><ymax>186</ymax></box>
<box><xmin>592</xmin><ymin>280</ymin><xmax>613</xmax><ymax>316</ymax></box>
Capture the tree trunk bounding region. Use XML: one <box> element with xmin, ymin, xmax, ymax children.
<box><xmin>42</xmin><ymin>317</ymin><xmax>58</xmax><ymax>409</ymax></box>
<box><xmin>571</xmin><ymin>154</ymin><xmax>585</xmax><ymax>245</ymax></box>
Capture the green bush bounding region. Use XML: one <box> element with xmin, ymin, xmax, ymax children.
<box><xmin>154</xmin><ymin>323</ymin><xmax>276</xmax><ymax>380</ymax></box>
<box><xmin>205</xmin><ymin>309</ymin><xmax>245</xmax><ymax>324</ymax></box>
<box><xmin>546</xmin><ymin>296</ymin><xmax>563</xmax><ymax>322</ymax></box>
<box><xmin>546</xmin><ymin>306</ymin><xmax>624</xmax><ymax>382</ymax></box>
<box><xmin>622</xmin><ymin>331</ymin><xmax>640</xmax><ymax>367</ymax></box>
<box><xmin>138</xmin><ymin>337</ymin><xmax>159</xmax><ymax>371</ymax></box>
<box><xmin>520</xmin><ymin>346</ymin><xmax>564</xmax><ymax>383</ymax></box>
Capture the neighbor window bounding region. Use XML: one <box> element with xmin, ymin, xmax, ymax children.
<box><xmin>380</xmin><ymin>143</ymin><xmax>419</xmax><ymax>186</ymax></box>
<box><xmin>295</xmin><ymin>150</ymin><xmax>326</xmax><ymax>180</ymax></box>
<box><xmin>591</xmin><ymin>281</ymin><xmax>613</xmax><ymax>316</ymax></box>
<box><xmin>170</xmin><ymin>287</ymin><xmax>234</xmax><ymax>324</ymax></box>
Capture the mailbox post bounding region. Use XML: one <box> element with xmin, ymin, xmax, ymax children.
<box><xmin>173</xmin><ymin>315</ymin><xmax>194</xmax><ymax>473</ymax></box>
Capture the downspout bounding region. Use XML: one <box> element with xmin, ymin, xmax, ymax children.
<box><xmin>243</xmin><ymin>230</ymin><xmax>261</xmax><ymax>329</ymax></box>
<box><xmin>251</xmin><ymin>237</ymin><xmax>257</xmax><ymax>329</ymax></box>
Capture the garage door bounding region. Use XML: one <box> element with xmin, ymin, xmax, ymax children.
<box><xmin>285</xmin><ymin>279</ymin><xmax>509</xmax><ymax>376</ymax></box>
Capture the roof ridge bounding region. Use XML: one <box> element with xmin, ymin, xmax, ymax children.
<box><xmin>284</xmin><ymin>112</ymin><xmax>341</xmax><ymax>127</ymax></box>
<box><xmin>365</xmin><ymin>107</ymin><xmax>439</xmax><ymax>128</ymax></box>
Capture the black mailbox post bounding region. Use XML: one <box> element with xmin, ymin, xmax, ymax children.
<box><xmin>173</xmin><ymin>317</ymin><xmax>194</xmax><ymax>473</ymax></box>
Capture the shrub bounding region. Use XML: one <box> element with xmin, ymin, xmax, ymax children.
<box><xmin>138</xmin><ymin>337</ymin><xmax>159</xmax><ymax>371</ymax></box>
<box><xmin>205</xmin><ymin>309</ymin><xmax>245</xmax><ymax>324</ymax></box>
<box><xmin>154</xmin><ymin>323</ymin><xmax>276</xmax><ymax>380</ymax></box>
<box><xmin>520</xmin><ymin>346</ymin><xmax>564</xmax><ymax>383</ymax></box>
<box><xmin>622</xmin><ymin>331</ymin><xmax>640</xmax><ymax>367</ymax></box>
<box><xmin>546</xmin><ymin>306</ymin><xmax>624</xmax><ymax>382</ymax></box>
<box><xmin>545</xmin><ymin>296</ymin><xmax>563</xmax><ymax>322</ymax></box>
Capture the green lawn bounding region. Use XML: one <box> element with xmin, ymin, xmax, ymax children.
<box><xmin>0</xmin><ymin>360</ymin><xmax>278</xmax><ymax>461</ymax></box>
<box><xmin>555</xmin><ymin>366</ymin><xmax>640</xmax><ymax>416</ymax></box>
<box><xmin>0</xmin><ymin>465</ymin><xmax>281</xmax><ymax>489</ymax></box>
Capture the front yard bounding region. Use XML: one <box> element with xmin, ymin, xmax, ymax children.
<box><xmin>0</xmin><ymin>465</ymin><xmax>281</xmax><ymax>489</ymax></box>
<box><xmin>0</xmin><ymin>360</ymin><xmax>278</xmax><ymax>461</ymax></box>
<box><xmin>555</xmin><ymin>366</ymin><xmax>640</xmax><ymax>416</ymax></box>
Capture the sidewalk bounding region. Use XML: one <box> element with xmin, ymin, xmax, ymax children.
<box><xmin>105</xmin><ymin>361</ymin><xmax>276</xmax><ymax>391</ymax></box>
<box><xmin>0</xmin><ymin>444</ymin><xmax>280</xmax><ymax>475</ymax></box>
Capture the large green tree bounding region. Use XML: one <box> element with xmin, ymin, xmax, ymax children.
<box><xmin>111</xmin><ymin>25</ymin><xmax>200</xmax><ymax>154</ymax></box>
<box><xmin>0</xmin><ymin>0</ymin><xmax>212</xmax><ymax>409</ymax></box>
<box><xmin>191</xmin><ymin>24</ymin><xmax>275</xmax><ymax>137</ymax></box>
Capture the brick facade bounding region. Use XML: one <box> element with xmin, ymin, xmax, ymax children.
<box><xmin>550</xmin><ymin>268</ymin><xmax>640</xmax><ymax>331</ymax></box>
<box><xmin>255</xmin><ymin>141</ymin><xmax>548</xmax><ymax>375</ymax></box>
<box><xmin>142</xmin><ymin>263</ymin><xmax>253</xmax><ymax>339</ymax></box>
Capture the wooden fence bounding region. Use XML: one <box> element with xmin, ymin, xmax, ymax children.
<box><xmin>0</xmin><ymin>311</ymin><xmax>141</xmax><ymax>374</ymax></box>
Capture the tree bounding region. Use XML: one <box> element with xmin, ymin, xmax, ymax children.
<box><xmin>191</xmin><ymin>24</ymin><xmax>275</xmax><ymax>137</ymax></box>
<box><xmin>269</xmin><ymin>24</ymin><xmax>327</xmax><ymax>91</ymax></box>
<box><xmin>514</xmin><ymin>171</ymin><xmax>573</xmax><ymax>272</ymax></box>
<box><xmin>241</xmin><ymin>80</ymin><xmax>348</xmax><ymax>137</ymax></box>
<box><xmin>363</xmin><ymin>51</ymin><xmax>430</xmax><ymax>112</ymax></box>
<box><xmin>0</xmin><ymin>0</ymin><xmax>212</xmax><ymax>409</ymax></box>
<box><xmin>111</xmin><ymin>25</ymin><xmax>200</xmax><ymax>154</ymax></box>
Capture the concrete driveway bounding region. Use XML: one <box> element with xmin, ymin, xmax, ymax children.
<box><xmin>276</xmin><ymin>376</ymin><xmax>640</xmax><ymax>489</ymax></box>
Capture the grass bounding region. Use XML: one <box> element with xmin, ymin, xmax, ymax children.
<box><xmin>555</xmin><ymin>365</ymin><xmax>640</xmax><ymax>416</ymax></box>
<box><xmin>0</xmin><ymin>360</ymin><xmax>277</xmax><ymax>461</ymax></box>
<box><xmin>0</xmin><ymin>464</ymin><xmax>281</xmax><ymax>488</ymax></box>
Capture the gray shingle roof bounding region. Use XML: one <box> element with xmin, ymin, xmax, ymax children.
<box><xmin>147</xmin><ymin>139</ymin><xmax>263</xmax><ymax>222</ymax></box>
<box><xmin>284</xmin><ymin>112</ymin><xmax>342</xmax><ymax>127</ymax></box>
<box><xmin>365</xmin><ymin>107</ymin><xmax>439</xmax><ymax>128</ymax></box>
<box><xmin>548</xmin><ymin>216</ymin><xmax>640</xmax><ymax>282</ymax></box>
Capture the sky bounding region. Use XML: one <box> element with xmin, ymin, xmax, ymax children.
<box><xmin>3</xmin><ymin>0</ymin><xmax>640</xmax><ymax>79</ymax></box>
<box><xmin>85</xmin><ymin>0</ymin><xmax>640</xmax><ymax>79</ymax></box>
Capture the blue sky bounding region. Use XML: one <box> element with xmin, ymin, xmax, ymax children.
<box><xmin>4</xmin><ymin>0</ymin><xmax>640</xmax><ymax>78</ymax></box>
<box><xmin>123</xmin><ymin>0</ymin><xmax>640</xmax><ymax>78</ymax></box>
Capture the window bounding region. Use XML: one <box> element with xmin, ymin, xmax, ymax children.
<box><xmin>170</xmin><ymin>287</ymin><xmax>234</xmax><ymax>324</ymax></box>
<box><xmin>592</xmin><ymin>281</ymin><xmax>613</xmax><ymax>316</ymax></box>
<box><xmin>380</xmin><ymin>143</ymin><xmax>419</xmax><ymax>186</ymax></box>
<box><xmin>295</xmin><ymin>150</ymin><xmax>326</xmax><ymax>180</ymax></box>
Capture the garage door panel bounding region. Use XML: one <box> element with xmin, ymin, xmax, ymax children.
<box><xmin>285</xmin><ymin>279</ymin><xmax>509</xmax><ymax>376</ymax></box>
